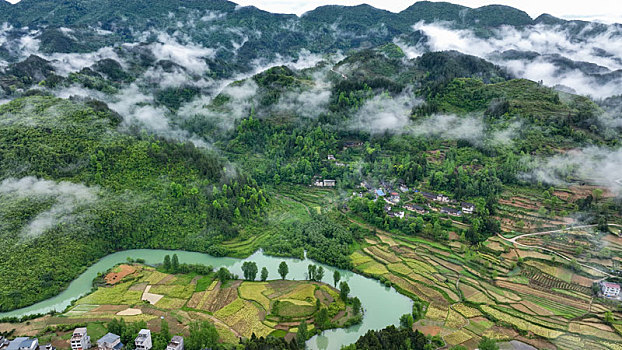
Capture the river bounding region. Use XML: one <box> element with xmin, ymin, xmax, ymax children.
<box><xmin>0</xmin><ymin>249</ymin><xmax>413</xmax><ymax>350</ymax></box>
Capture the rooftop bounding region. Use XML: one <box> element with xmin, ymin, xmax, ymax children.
<box><xmin>98</xmin><ymin>333</ymin><xmax>120</xmax><ymax>345</ymax></box>
<box><xmin>602</xmin><ymin>281</ymin><xmax>621</xmax><ymax>289</ymax></box>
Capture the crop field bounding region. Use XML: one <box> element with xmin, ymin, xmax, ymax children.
<box><xmin>347</xmin><ymin>216</ymin><xmax>622</xmax><ymax>349</ymax></box>
<box><xmin>5</xmin><ymin>263</ymin><xmax>356</xmax><ymax>348</ymax></box>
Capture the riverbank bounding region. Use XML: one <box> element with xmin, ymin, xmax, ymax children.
<box><xmin>0</xmin><ymin>262</ymin><xmax>361</xmax><ymax>348</ymax></box>
<box><xmin>0</xmin><ymin>249</ymin><xmax>412</xmax><ymax>350</ymax></box>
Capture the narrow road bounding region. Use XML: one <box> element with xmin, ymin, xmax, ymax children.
<box><xmin>507</xmin><ymin>223</ymin><xmax>622</xmax><ymax>243</ymax></box>
<box><xmin>498</xmin><ymin>224</ymin><xmax>622</xmax><ymax>279</ymax></box>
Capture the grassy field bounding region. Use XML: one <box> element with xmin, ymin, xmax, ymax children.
<box><xmin>0</xmin><ymin>263</ymin><xmax>355</xmax><ymax>347</ymax></box>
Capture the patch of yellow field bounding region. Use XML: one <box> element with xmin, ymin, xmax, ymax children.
<box><xmin>239</xmin><ymin>282</ymin><xmax>271</xmax><ymax>311</ymax></box>
<box><xmin>350</xmin><ymin>251</ymin><xmax>372</xmax><ymax>266</ymax></box>
<box><xmin>357</xmin><ymin>261</ymin><xmax>389</xmax><ymax>275</ymax></box>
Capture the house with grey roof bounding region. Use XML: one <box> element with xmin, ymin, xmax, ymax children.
<box><xmin>7</xmin><ymin>338</ymin><xmax>38</xmax><ymax>350</ymax></box>
<box><xmin>97</xmin><ymin>334</ymin><xmax>122</xmax><ymax>350</ymax></box>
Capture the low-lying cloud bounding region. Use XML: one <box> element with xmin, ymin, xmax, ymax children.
<box><xmin>407</xmin><ymin>22</ymin><xmax>622</xmax><ymax>99</ymax></box>
<box><xmin>0</xmin><ymin>177</ymin><xmax>98</xmax><ymax>238</ymax></box>
<box><xmin>522</xmin><ymin>146</ymin><xmax>622</xmax><ymax>195</ymax></box>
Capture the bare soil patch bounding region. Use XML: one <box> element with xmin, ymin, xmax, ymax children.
<box><xmin>116</xmin><ymin>308</ymin><xmax>142</xmax><ymax>316</ymax></box>
<box><xmin>105</xmin><ymin>264</ymin><xmax>136</xmax><ymax>285</ymax></box>
<box><xmin>142</xmin><ymin>285</ymin><xmax>164</xmax><ymax>305</ymax></box>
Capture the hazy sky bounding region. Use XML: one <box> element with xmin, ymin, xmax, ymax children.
<box><xmin>230</xmin><ymin>0</ymin><xmax>622</xmax><ymax>23</ymax></box>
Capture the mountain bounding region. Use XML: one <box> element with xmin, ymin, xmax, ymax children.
<box><xmin>0</xmin><ymin>2</ymin><xmax>622</xmax><ymax>349</ymax></box>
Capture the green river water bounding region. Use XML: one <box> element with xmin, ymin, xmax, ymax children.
<box><xmin>0</xmin><ymin>249</ymin><xmax>413</xmax><ymax>349</ymax></box>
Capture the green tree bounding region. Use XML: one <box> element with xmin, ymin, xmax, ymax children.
<box><xmin>163</xmin><ymin>255</ymin><xmax>171</xmax><ymax>271</ymax></box>
<box><xmin>478</xmin><ymin>337</ymin><xmax>499</xmax><ymax>350</ymax></box>
<box><xmin>171</xmin><ymin>254</ymin><xmax>179</xmax><ymax>273</ymax></box>
<box><xmin>399</xmin><ymin>313</ymin><xmax>414</xmax><ymax>329</ymax></box>
<box><xmin>278</xmin><ymin>261</ymin><xmax>289</xmax><ymax>279</ymax></box>
<box><xmin>186</xmin><ymin>321</ymin><xmax>219</xmax><ymax>350</ymax></box>
<box><xmin>316</xmin><ymin>266</ymin><xmax>325</xmax><ymax>281</ymax></box>
<box><xmin>261</xmin><ymin>267</ymin><xmax>269</xmax><ymax>281</ymax></box>
<box><xmin>315</xmin><ymin>308</ymin><xmax>329</xmax><ymax>329</ymax></box>
<box><xmin>242</xmin><ymin>261</ymin><xmax>258</xmax><ymax>281</ymax></box>
<box><xmin>216</xmin><ymin>267</ymin><xmax>231</xmax><ymax>283</ymax></box>
<box><xmin>296</xmin><ymin>320</ymin><xmax>308</xmax><ymax>348</ymax></box>
<box><xmin>605</xmin><ymin>311</ymin><xmax>614</xmax><ymax>325</ymax></box>
<box><xmin>339</xmin><ymin>281</ymin><xmax>350</xmax><ymax>301</ymax></box>
<box><xmin>160</xmin><ymin>319</ymin><xmax>170</xmax><ymax>342</ymax></box>
<box><xmin>352</xmin><ymin>297</ymin><xmax>362</xmax><ymax>315</ymax></box>
<box><xmin>308</xmin><ymin>264</ymin><xmax>317</xmax><ymax>281</ymax></box>
<box><xmin>333</xmin><ymin>270</ymin><xmax>341</xmax><ymax>287</ymax></box>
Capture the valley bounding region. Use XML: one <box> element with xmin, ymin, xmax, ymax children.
<box><xmin>1</xmin><ymin>0</ymin><xmax>622</xmax><ymax>349</ymax></box>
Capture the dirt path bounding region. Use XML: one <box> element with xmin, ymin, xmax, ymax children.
<box><xmin>497</xmin><ymin>224</ymin><xmax>622</xmax><ymax>279</ymax></box>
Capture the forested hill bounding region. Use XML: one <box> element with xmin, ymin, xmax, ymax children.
<box><xmin>0</xmin><ymin>95</ymin><xmax>268</xmax><ymax>311</ymax></box>
<box><xmin>0</xmin><ymin>0</ymin><xmax>594</xmax><ymax>77</ymax></box>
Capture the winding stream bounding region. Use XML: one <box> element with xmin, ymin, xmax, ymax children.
<box><xmin>0</xmin><ymin>249</ymin><xmax>412</xmax><ymax>350</ymax></box>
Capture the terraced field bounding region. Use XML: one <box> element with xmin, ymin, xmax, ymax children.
<box><xmin>9</xmin><ymin>264</ymin><xmax>355</xmax><ymax>348</ymax></box>
<box><xmin>347</xmin><ymin>220</ymin><xmax>622</xmax><ymax>349</ymax></box>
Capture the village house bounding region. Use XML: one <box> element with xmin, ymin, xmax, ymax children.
<box><xmin>327</xmin><ymin>154</ymin><xmax>336</xmax><ymax>161</ymax></box>
<box><xmin>343</xmin><ymin>141</ymin><xmax>363</xmax><ymax>149</ymax></box>
<box><xmin>314</xmin><ymin>179</ymin><xmax>336</xmax><ymax>187</ymax></box>
<box><xmin>437</xmin><ymin>194</ymin><xmax>450</xmax><ymax>203</ymax></box>
<box><xmin>399</xmin><ymin>184</ymin><xmax>409</xmax><ymax>193</ymax></box>
<box><xmin>375</xmin><ymin>189</ymin><xmax>385</xmax><ymax>197</ymax></box>
<box><xmin>6</xmin><ymin>338</ymin><xmax>38</xmax><ymax>350</ymax></box>
<box><xmin>335</xmin><ymin>162</ymin><xmax>346</xmax><ymax>167</ymax></box>
<box><xmin>97</xmin><ymin>333</ymin><xmax>122</xmax><ymax>350</ymax></box>
<box><xmin>70</xmin><ymin>328</ymin><xmax>91</xmax><ymax>350</ymax></box>
<box><xmin>385</xmin><ymin>192</ymin><xmax>400</xmax><ymax>205</ymax></box>
<box><xmin>461</xmin><ymin>202</ymin><xmax>475</xmax><ymax>214</ymax></box>
<box><xmin>165</xmin><ymin>337</ymin><xmax>183</xmax><ymax>350</ymax></box>
<box><xmin>600</xmin><ymin>281</ymin><xmax>621</xmax><ymax>298</ymax></box>
<box><xmin>441</xmin><ymin>207</ymin><xmax>462</xmax><ymax>217</ymax></box>
<box><xmin>134</xmin><ymin>330</ymin><xmax>152</xmax><ymax>350</ymax></box>
<box><xmin>422</xmin><ymin>192</ymin><xmax>437</xmax><ymax>201</ymax></box>
<box><xmin>404</xmin><ymin>204</ymin><xmax>428</xmax><ymax>215</ymax></box>
<box><xmin>39</xmin><ymin>345</ymin><xmax>55</xmax><ymax>350</ymax></box>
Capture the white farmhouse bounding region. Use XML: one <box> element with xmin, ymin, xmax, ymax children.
<box><xmin>601</xmin><ymin>281</ymin><xmax>621</xmax><ymax>298</ymax></box>
<box><xmin>71</xmin><ymin>328</ymin><xmax>91</xmax><ymax>350</ymax></box>
<box><xmin>165</xmin><ymin>336</ymin><xmax>183</xmax><ymax>350</ymax></box>
<box><xmin>134</xmin><ymin>330</ymin><xmax>152</xmax><ymax>350</ymax></box>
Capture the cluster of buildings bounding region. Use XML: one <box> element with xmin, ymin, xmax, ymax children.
<box><xmin>1</xmin><ymin>328</ymin><xmax>184</xmax><ymax>350</ymax></box>
<box><xmin>359</xmin><ymin>181</ymin><xmax>476</xmax><ymax>219</ymax></box>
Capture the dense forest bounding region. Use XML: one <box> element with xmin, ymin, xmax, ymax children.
<box><xmin>0</xmin><ymin>95</ymin><xmax>267</xmax><ymax>311</ymax></box>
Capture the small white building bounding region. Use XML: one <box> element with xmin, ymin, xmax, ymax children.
<box><xmin>165</xmin><ymin>336</ymin><xmax>183</xmax><ymax>350</ymax></box>
<box><xmin>70</xmin><ymin>328</ymin><xmax>91</xmax><ymax>350</ymax></box>
<box><xmin>7</xmin><ymin>338</ymin><xmax>38</xmax><ymax>350</ymax></box>
<box><xmin>461</xmin><ymin>202</ymin><xmax>475</xmax><ymax>214</ymax></box>
<box><xmin>97</xmin><ymin>333</ymin><xmax>122</xmax><ymax>350</ymax></box>
<box><xmin>134</xmin><ymin>330</ymin><xmax>152</xmax><ymax>350</ymax></box>
<box><xmin>601</xmin><ymin>281</ymin><xmax>621</xmax><ymax>298</ymax></box>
